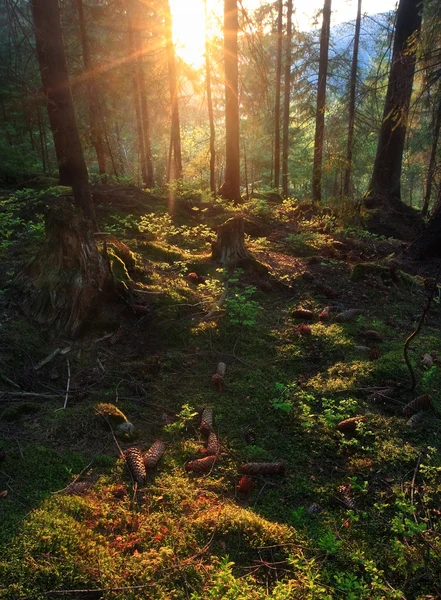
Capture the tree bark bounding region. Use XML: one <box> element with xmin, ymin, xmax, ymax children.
<box><xmin>31</xmin><ymin>0</ymin><xmax>95</xmax><ymax>221</ymax></box>
<box><xmin>76</xmin><ymin>0</ymin><xmax>107</xmax><ymax>176</ymax></box>
<box><xmin>274</xmin><ymin>0</ymin><xmax>283</xmax><ymax>191</ymax></box>
<box><xmin>211</xmin><ymin>217</ymin><xmax>250</xmax><ymax>267</ymax></box>
<box><xmin>220</xmin><ymin>0</ymin><xmax>241</xmax><ymax>204</ymax></box>
<box><xmin>282</xmin><ymin>0</ymin><xmax>293</xmax><ymax>198</ymax></box>
<box><xmin>164</xmin><ymin>0</ymin><xmax>182</xmax><ymax>181</ymax></box>
<box><xmin>312</xmin><ymin>0</ymin><xmax>332</xmax><ymax>204</ymax></box>
<box><xmin>421</xmin><ymin>90</ymin><xmax>441</xmax><ymax>216</ymax></box>
<box><xmin>365</xmin><ymin>0</ymin><xmax>423</xmax><ymax>210</ymax></box>
<box><xmin>134</xmin><ymin>25</ymin><xmax>154</xmax><ymax>188</ymax></box>
<box><xmin>205</xmin><ymin>0</ymin><xmax>216</xmax><ymax>195</ymax></box>
<box><xmin>127</xmin><ymin>8</ymin><xmax>148</xmax><ymax>185</ymax></box>
<box><xmin>343</xmin><ymin>0</ymin><xmax>362</xmax><ymax>197</ymax></box>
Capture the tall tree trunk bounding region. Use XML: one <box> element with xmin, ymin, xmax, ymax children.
<box><xmin>343</xmin><ymin>0</ymin><xmax>362</xmax><ymax>197</ymax></box>
<box><xmin>134</xmin><ymin>26</ymin><xmax>154</xmax><ymax>187</ymax></box>
<box><xmin>312</xmin><ymin>0</ymin><xmax>332</xmax><ymax>204</ymax></box>
<box><xmin>220</xmin><ymin>0</ymin><xmax>241</xmax><ymax>203</ymax></box>
<box><xmin>76</xmin><ymin>0</ymin><xmax>107</xmax><ymax>176</ymax></box>
<box><xmin>24</xmin><ymin>0</ymin><xmax>110</xmax><ymax>337</ymax></box>
<box><xmin>421</xmin><ymin>91</ymin><xmax>441</xmax><ymax>216</ymax></box>
<box><xmin>36</xmin><ymin>102</ymin><xmax>46</xmax><ymax>173</ymax></box>
<box><xmin>127</xmin><ymin>10</ymin><xmax>148</xmax><ymax>184</ymax></box>
<box><xmin>164</xmin><ymin>0</ymin><xmax>182</xmax><ymax>181</ymax></box>
<box><xmin>31</xmin><ymin>0</ymin><xmax>95</xmax><ymax>219</ymax></box>
<box><xmin>408</xmin><ymin>187</ymin><xmax>441</xmax><ymax>257</ymax></box>
<box><xmin>205</xmin><ymin>0</ymin><xmax>216</xmax><ymax>194</ymax></box>
<box><xmin>281</xmin><ymin>0</ymin><xmax>293</xmax><ymax>198</ymax></box>
<box><xmin>274</xmin><ymin>0</ymin><xmax>283</xmax><ymax>190</ymax></box>
<box><xmin>365</xmin><ymin>0</ymin><xmax>423</xmax><ymax>210</ymax></box>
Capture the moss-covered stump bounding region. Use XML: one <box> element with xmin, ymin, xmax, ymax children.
<box><xmin>211</xmin><ymin>216</ymin><xmax>250</xmax><ymax>267</ymax></box>
<box><xmin>15</xmin><ymin>197</ymin><xmax>110</xmax><ymax>338</ymax></box>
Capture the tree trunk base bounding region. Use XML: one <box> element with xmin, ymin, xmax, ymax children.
<box><xmin>15</xmin><ymin>197</ymin><xmax>111</xmax><ymax>338</ymax></box>
<box><xmin>363</xmin><ymin>205</ymin><xmax>424</xmax><ymax>242</ymax></box>
<box><xmin>211</xmin><ymin>216</ymin><xmax>250</xmax><ymax>267</ymax></box>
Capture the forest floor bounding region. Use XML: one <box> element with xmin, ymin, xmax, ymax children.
<box><xmin>1</xmin><ymin>184</ymin><xmax>441</xmax><ymax>600</ymax></box>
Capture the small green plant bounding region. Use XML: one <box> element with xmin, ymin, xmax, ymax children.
<box><xmin>164</xmin><ymin>403</ymin><xmax>198</xmax><ymax>435</ymax></box>
<box><xmin>270</xmin><ymin>382</ymin><xmax>295</xmax><ymax>413</ymax></box>
<box><xmin>225</xmin><ymin>273</ymin><xmax>262</xmax><ymax>326</ymax></box>
<box><xmin>317</xmin><ymin>530</ymin><xmax>342</xmax><ymax>554</ymax></box>
<box><xmin>320</xmin><ymin>396</ymin><xmax>358</xmax><ymax>427</ymax></box>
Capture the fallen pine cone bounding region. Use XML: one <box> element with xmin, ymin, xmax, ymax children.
<box><xmin>319</xmin><ymin>306</ymin><xmax>331</xmax><ymax>321</ymax></box>
<box><xmin>314</xmin><ymin>282</ymin><xmax>337</xmax><ymax>298</ymax></box>
<box><xmin>65</xmin><ymin>481</ymin><xmax>91</xmax><ymax>496</ymax></box>
<box><xmin>186</xmin><ymin>455</ymin><xmax>218</xmax><ymax>473</ymax></box>
<box><xmin>131</xmin><ymin>304</ymin><xmax>150</xmax><ymax>315</ymax></box>
<box><xmin>363</xmin><ymin>330</ymin><xmax>383</xmax><ymax>342</ymax></box>
<box><xmin>336</xmin><ymin>416</ymin><xmax>366</xmax><ymax>434</ymax></box>
<box><xmin>421</xmin><ymin>354</ymin><xmax>434</xmax><ymax>369</ymax></box>
<box><xmin>402</xmin><ymin>394</ymin><xmax>432</xmax><ymax>417</ymax></box>
<box><xmin>186</xmin><ymin>272</ymin><xmax>200</xmax><ymax>285</ymax></box>
<box><xmin>335</xmin><ymin>309</ymin><xmax>363</xmax><ymax>322</ymax></box>
<box><xmin>292</xmin><ymin>308</ymin><xmax>315</xmax><ymax>321</ymax></box>
<box><xmin>143</xmin><ymin>440</ymin><xmax>166</xmax><ymax>468</ymax></box>
<box><xmin>244</xmin><ymin>426</ymin><xmax>256</xmax><ymax>445</ymax></box>
<box><xmin>212</xmin><ymin>373</ymin><xmax>224</xmax><ymax>393</ymax></box>
<box><xmin>206</xmin><ymin>432</ymin><xmax>221</xmax><ymax>456</ymax></box>
<box><xmin>200</xmin><ymin>407</ymin><xmax>214</xmax><ymax>434</ymax></box>
<box><xmin>124</xmin><ymin>448</ymin><xmax>146</xmax><ymax>484</ymax></box>
<box><xmin>369</xmin><ymin>348</ymin><xmax>381</xmax><ymax>360</ymax></box>
<box><xmin>241</xmin><ymin>462</ymin><xmax>285</xmax><ymax>475</ymax></box>
<box><xmin>337</xmin><ymin>484</ymin><xmax>356</xmax><ymax>510</ymax></box>
<box><xmin>216</xmin><ymin>362</ymin><xmax>226</xmax><ymax>377</ymax></box>
<box><xmin>237</xmin><ymin>475</ymin><xmax>255</xmax><ymax>494</ymax></box>
<box><xmin>298</xmin><ymin>324</ymin><xmax>312</xmax><ymax>336</ymax></box>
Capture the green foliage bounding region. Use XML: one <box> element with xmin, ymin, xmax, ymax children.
<box><xmin>285</xmin><ymin>231</ymin><xmax>334</xmax><ymax>257</ymax></box>
<box><xmin>164</xmin><ymin>403</ymin><xmax>198</xmax><ymax>435</ymax></box>
<box><xmin>139</xmin><ymin>212</ymin><xmax>214</xmax><ymax>251</ymax></box>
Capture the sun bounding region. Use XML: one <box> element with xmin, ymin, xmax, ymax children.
<box><xmin>169</xmin><ymin>0</ymin><xmax>208</xmax><ymax>68</ymax></box>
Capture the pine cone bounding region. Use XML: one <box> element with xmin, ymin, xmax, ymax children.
<box><xmin>143</xmin><ymin>440</ymin><xmax>166</xmax><ymax>468</ymax></box>
<box><xmin>241</xmin><ymin>462</ymin><xmax>285</xmax><ymax>475</ymax></box>
<box><xmin>237</xmin><ymin>475</ymin><xmax>255</xmax><ymax>494</ymax></box>
<box><xmin>212</xmin><ymin>373</ymin><xmax>224</xmax><ymax>393</ymax></box>
<box><xmin>216</xmin><ymin>362</ymin><xmax>226</xmax><ymax>377</ymax></box>
<box><xmin>402</xmin><ymin>394</ymin><xmax>432</xmax><ymax>417</ymax></box>
<box><xmin>124</xmin><ymin>448</ymin><xmax>146</xmax><ymax>484</ymax></box>
<box><xmin>186</xmin><ymin>272</ymin><xmax>199</xmax><ymax>285</ymax></box>
<box><xmin>336</xmin><ymin>416</ymin><xmax>366</xmax><ymax>434</ymax></box>
<box><xmin>364</xmin><ymin>330</ymin><xmax>383</xmax><ymax>342</ymax></box>
<box><xmin>186</xmin><ymin>455</ymin><xmax>218</xmax><ymax>473</ymax></box>
<box><xmin>292</xmin><ymin>308</ymin><xmax>315</xmax><ymax>321</ymax></box>
<box><xmin>298</xmin><ymin>324</ymin><xmax>312</xmax><ymax>336</ymax></box>
<box><xmin>337</xmin><ymin>484</ymin><xmax>356</xmax><ymax>510</ymax></box>
<box><xmin>314</xmin><ymin>282</ymin><xmax>337</xmax><ymax>298</ymax></box>
<box><xmin>369</xmin><ymin>348</ymin><xmax>381</xmax><ymax>360</ymax></box>
<box><xmin>244</xmin><ymin>426</ymin><xmax>256</xmax><ymax>445</ymax></box>
<box><xmin>334</xmin><ymin>309</ymin><xmax>363</xmax><ymax>322</ymax></box>
<box><xmin>319</xmin><ymin>306</ymin><xmax>331</xmax><ymax>321</ymax></box>
<box><xmin>206</xmin><ymin>432</ymin><xmax>221</xmax><ymax>456</ymax></box>
<box><xmin>200</xmin><ymin>407</ymin><xmax>214</xmax><ymax>434</ymax></box>
<box><xmin>108</xmin><ymin>326</ymin><xmax>125</xmax><ymax>345</ymax></box>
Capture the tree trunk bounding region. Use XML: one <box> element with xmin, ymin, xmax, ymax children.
<box><xmin>211</xmin><ymin>217</ymin><xmax>250</xmax><ymax>267</ymax></box>
<box><xmin>134</xmin><ymin>26</ymin><xmax>154</xmax><ymax>188</ymax></box>
<box><xmin>164</xmin><ymin>0</ymin><xmax>182</xmax><ymax>181</ymax></box>
<box><xmin>421</xmin><ymin>90</ymin><xmax>441</xmax><ymax>216</ymax></box>
<box><xmin>281</xmin><ymin>0</ymin><xmax>293</xmax><ymax>198</ymax></box>
<box><xmin>127</xmin><ymin>10</ymin><xmax>148</xmax><ymax>184</ymax></box>
<box><xmin>408</xmin><ymin>188</ymin><xmax>441</xmax><ymax>257</ymax></box>
<box><xmin>312</xmin><ymin>0</ymin><xmax>332</xmax><ymax>204</ymax></box>
<box><xmin>31</xmin><ymin>0</ymin><xmax>95</xmax><ymax>221</ymax></box>
<box><xmin>365</xmin><ymin>0</ymin><xmax>423</xmax><ymax>210</ymax></box>
<box><xmin>220</xmin><ymin>0</ymin><xmax>241</xmax><ymax>204</ymax></box>
<box><xmin>274</xmin><ymin>0</ymin><xmax>283</xmax><ymax>190</ymax></box>
<box><xmin>343</xmin><ymin>0</ymin><xmax>362</xmax><ymax>197</ymax></box>
<box><xmin>76</xmin><ymin>0</ymin><xmax>107</xmax><ymax>176</ymax></box>
<box><xmin>205</xmin><ymin>0</ymin><xmax>216</xmax><ymax>195</ymax></box>
<box><xmin>24</xmin><ymin>0</ymin><xmax>110</xmax><ymax>337</ymax></box>
<box><xmin>17</xmin><ymin>197</ymin><xmax>110</xmax><ymax>338</ymax></box>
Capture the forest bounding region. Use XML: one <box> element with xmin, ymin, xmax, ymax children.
<box><xmin>1</xmin><ymin>0</ymin><xmax>441</xmax><ymax>598</ymax></box>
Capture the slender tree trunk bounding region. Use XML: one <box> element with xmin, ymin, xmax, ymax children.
<box><xmin>365</xmin><ymin>0</ymin><xmax>423</xmax><ymax>210</ymax></box>
<box><xmin>127</xmin><ymin>11</ymin><xmax>148</xmax><ymax>184</ymax></box>
<box><xmin>281</xmin><ymin>0</ymin><xmax>293</xmax><ymax>198</ymax></box>
<box><xmin>164</xmin><ymin>0</ymin><xmax>182</xmax><ymax>181</ymax></box>
<box><xmin>274</xmin><ymin>0</ymin><xmax>283</xmax><ymax>190</ymax></box>
<box><xmin>220</xmin><ymin>0</ymin><xmax>241</xmax><ymax>203</ymax></box>
<box><xmin>31</xmin><ymin>0</ymin><xmax>95</xmax><ymax>220</ymax></box>
<box><xmin>409</xmin><ymin>186</ymin><xmax>441</xmax><ymax>257</ymax></box>
<box><xmin>312</xmin><ymin>0</ymin><xmax>332</xmax><ymax>204</ymax></box>
<box><xmin>205</xmin><ymin>0</ymin><xmax>216</xmax><ymax>194</ymax></box>
<box><xmin>134</xmin><ymin>26</ymin><xmax>154</xmax><ymax>187</ymax></box>
<box><xmin>343</xmin><ymin>0</ymin><xmax>362</xmax><ymax>197</ymax></box>
<box><xmin>422</xmin><ymin>91</ymin><xmax>441</xmax><ymax>216</ymax></box>
<box><xmin>76</xmin><ymin>0</ymin><xmax>106</xmax><ymax>176</ymax></box>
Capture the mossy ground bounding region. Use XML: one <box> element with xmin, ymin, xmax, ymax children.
<box><xmin>1</xmin><ymin>188</ymin><xmax>441</xmax><ymax>599</ymax></box>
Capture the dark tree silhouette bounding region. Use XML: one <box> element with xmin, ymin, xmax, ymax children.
<box><xmin>274</xmin><ymin>0</ymin><xmax>283</xmax><ymax>190</ymax></box>
<box><xmin>220</xmin><ymin>0</ymin><xmax>241</xmax><ymax>203</ymax></box>
<box><xmin>205</xmin><ymin>0</ymin><xmax>216</xmax><ymax>194</ymax></box>
<box><xmin>312</xmin><ymin>0</ymin><xmax>332</xmax><ymax>204</ymax></box>
<box><xmin>422</xmin><ymin>90</ymin><xmax>441</xmax><ymax>216</ymax></box>
<box><xmin>365</xmin><ymin>0</ymin><xmax>424</xmax><ymax>210</ymax></box>
<box><xmin>282</xmin><ymin>0</ymin><xmax>293</xmax><ymax>198</ymax></box>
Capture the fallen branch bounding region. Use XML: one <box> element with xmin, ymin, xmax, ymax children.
<box><xmin>403</xmin><ymin>267</ymin><xmax>440</xmax><ymax>391</ymax></box>
<box><xmin>62</xmin><ymin>358</ymin><xmax>71</xmax><ymax>410</ymax></box>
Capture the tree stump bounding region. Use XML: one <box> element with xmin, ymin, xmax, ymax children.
<box><xmin>16</xmin><ymin>197</ymin><xmax>110</xmax><ymax>338</ymax></box>
<box><xmin>211</xmin><ymin>216</ymin><xmax>250</xmax><ymax>267</ymax></box>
